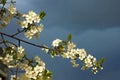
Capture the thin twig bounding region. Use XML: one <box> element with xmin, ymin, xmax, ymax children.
<box><xmin>15</xmin><ymin>67</ymin><xmax>18</xmax><ymax>80</ymax></box>
<box><xmin>1</xmin><ymin>34</ymin><xmax>8</xmax><ymax>47</ymax></box>
<box><xmin>11</xmin><ymin>29</ymin><xmax>25</xmax><ymax>37</ymax></box>
<box><xmin>18</xmin><ymin>40</ymin><xmax>20</xmax><ymax>46</ymax></box>
<box><xmin>0</xmin><ymin>40</ymin><xmax>17</xmax><ymax>47</ymax></box>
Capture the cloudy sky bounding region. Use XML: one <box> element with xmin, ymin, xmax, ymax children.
<box><xmin>1</xmin><ymin>0</ymin><xmax>120</xmax><ymax>80</ymax></box>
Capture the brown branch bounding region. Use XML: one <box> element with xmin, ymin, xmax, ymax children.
<box><xmin>0</xmin><ymin>31</ymin><xmax>52</xmax><ymax>50</ymax></box>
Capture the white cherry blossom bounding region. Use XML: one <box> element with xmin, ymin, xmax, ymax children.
<box><xmin>52</xmin><ymin>39</ymin><xmax>62</xmax><ymax>47</ymax></box>
<box><xmin>4</xmin><ymin>54</ymin><xmax>13</xmax><ymax>63</ymax></box>
<box><xmin>8</xmin><ymin>6</ymin><xmax>17</xmax><ymax>14</ymax></box>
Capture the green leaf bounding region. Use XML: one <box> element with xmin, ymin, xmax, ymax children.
<box><xmin>44</xmin><ymin>69</ymin><xmax>47</xmax><ymax>74</ymax></box>
<box><xmin>46</xmin><ymin>71</ymin><xmax>52</xmax><ymax>77</ymax></box>
<box><xmin>51</xmin><ymin>50</ymin><xmax>55</xmax><ymax>56</ymax></box>
<box><xmin>0</xmin><ymin>0</ymin><xmax>6</xmax><ymax>5</ymax></box>
<box><xmin>42</xmin><ymin>70</ymin><xmax>52</xmax><ymax>80</ymax></box>
<box><xmin>98</xmin><ymin>57</ymin><xmax>105</xmax><ymax>64</ymax></box>
<box><xmin>94</xmin><ymin>58</ymin><xmax>105</xmax><ymax>69</ymax></box>
<box><xmin>67</xmin><ymin>34</ymin><xmax>72</xmax><ymax>41</ymax></box>
<box><xmin>39</xmin><ymin>11</ymin><xmax>46</xmax><ymax>19</ymax></box>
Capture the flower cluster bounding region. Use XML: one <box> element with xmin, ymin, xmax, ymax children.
<box><xmin>20</xmin><ymin>56</ymin><xmax>45</xmax><ymax>80</ymax></box>
<box><xmin>0</xmin><ymin>14</ymin><xmax>13</xmax><ymax>28</ymax></box>
<box><xmin>0</xmin><ymin>45</ymin><xmax>25</xmax><ymax>68</ymax></box>
<box><xmin>22</xmin><ymin>11</ymin><xmax>40</xmax><ymax>24</ymax></box>
<box><xmin>83</xmin><ymin>54</ymin><xmax>96</xmax><ymax>68</ymax></box>
<box><xmin>3</xmin><ymin>54</ymin><xmax>13</xmax><ymax>63</ymax></box>
<box><xmin>0</xmin><ymin>45</ymin><xmax>51</xmax><ymax>80</ymax></box>
<box><xmin>24</xmin><ymin>24</ymin><xmax>43</xmax><ymax>39</ymax></box>
<box><xmin>10</xmin><ymin>75</ymin><xmax>19</xmax><ymax>80</ymax></box>
<box><xmin>0</xmin><ymin>5</ymin><xmax>16</xmax><ymax>28</ymax></box>
<box><xmin>0</xmin><ymin>1</ymin><xmax>104</xmax><ymax>80</ymax></box>
<box><xmin>17</xmin><ymin>46</ymin><xmax>25</xmax><ymax>59</ymax></box>
<box><xmin>8</xmin><ymin>6</ymin><xmax>17</xmax><ymax>15</ymax></box>
<box><xmin>52</xmin><ymin>39</ymin><xmax>62</xmax><ymax>47</ymax></box>
<box><xmin>18</xmin><ymin>11</ymin><xmax>43</xmax><ymax>39</ymax></box>
<box><xmin>42</xmin><ymin>38</ymin><xmax>104</xmax><ymax>74</ymax></box>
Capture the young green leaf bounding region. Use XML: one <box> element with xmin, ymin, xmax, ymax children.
<box><xmin>98</xmin><ymin>57</ymin><xmax>105</xmax><ymax>64</ymax></box>
<box><xmin>67</xmin><ymin>34</ymin><xmax>72</xmax><ymax>41</ymax></box>
<box><xmin>39</xmin><ymin>11</ymin><xmax>46</xmax><ymax>19</ymax></box>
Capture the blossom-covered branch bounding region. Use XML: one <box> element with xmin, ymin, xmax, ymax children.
<box><xmin>0</xmin><ymin>31</ymin><xmax>51</xmax><ymax>49</ymax></box>
<box><xmin>0</xmin><ymin>0</ymin><xmax>104</xmax><ymax>80</ymax></box>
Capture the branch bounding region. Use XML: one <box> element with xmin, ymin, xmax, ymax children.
<box><xmin>11</xmin><ymin>28</ymin><xmax>26</xmax><ymax>37</ymax></box>
<box><xmin>1</xmin><ymin>33</ymin><xmax>8</xmax><ymax>47</ymax></box>
<box><xmin>0</xmin><ymin>39</ymin><xmax>17</xmax><ymax>47</ymax></box>
<box><xmin>0</xmin><ymin>31</ymin><xmax>52</xmax><ymax>50</ymax></box>
<box><xmin>15</xmin><ymin>67</ymin><xmax>18</xmax><ymax>79</ymax></box>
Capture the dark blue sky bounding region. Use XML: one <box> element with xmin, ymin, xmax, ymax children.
<box><xmin>1</xmin><ymin>0</ymin><xmax>120</xmax><ymax>80</ymax></box>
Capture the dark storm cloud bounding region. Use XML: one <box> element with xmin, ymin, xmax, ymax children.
<box><xmin>12</xmin><ymin>0</ymin><xmax>120</xmax><ymax>80</ymax></box>
<box><xmin>16</xmin><ymin>0</ymin><xmax>120</xmax><ymax>64</ymax></box>
<box><xmin>17</xmin><ymin>0</ymin><xmax>120</xmax><ymax>31</ymax></box>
